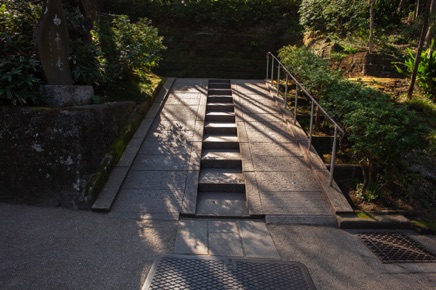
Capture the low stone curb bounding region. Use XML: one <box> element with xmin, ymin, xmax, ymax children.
<box><xmin>336</xmin><ymin>212</ymin><xmax>412</xmax><ymax>230</ymax></box>
<box><xmin>90</xmin><ymin>78</ymin><xmax>175</xmax><ymax>211</ymax></box>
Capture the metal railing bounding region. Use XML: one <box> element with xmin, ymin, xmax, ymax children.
<box><xmin>266</xmin><ymin>52</ymin><xmax>346</xmax><ymax>186</ymax></box>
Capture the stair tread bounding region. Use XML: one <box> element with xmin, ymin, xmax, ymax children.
<box><xmin>202</xmin><ymin>150</ymin><xmax>241</xmax><ymax>160</ymax></box>
<box><xmin>205</xmin><ymin>122</ymin><xmax>236</xmax><ymax>128</ymax></box>
<box><xmin>203</xmin><ymin>135</ymin><xmax>238</xmax><ymax>142</ymax></box>
<box><xmin>199</xmin><ymin>169</ymin><xmax>244</xmax><ymax>185</ymax></box>
<box><xmin>196</xmin><ymin>192</ymin><xmax>248</xmax><ymax>217</ymax></box>
<box><xmin>206</xmin><ymin>112</ymin><xmax>235</xmax><ymax>116</ymax></box>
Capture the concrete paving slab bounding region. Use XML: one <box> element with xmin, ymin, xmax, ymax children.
<box><xmin>260</xmin><ymin>192</ymin><xmax>333</xmax><ymax>215</ymax></box>
<box><xmin>110</xmin><ymin>189</ymin><xmax>183</xmax><ymax>213</ymax></box>
<box><xmin>252</xmin><ymin>155</ymin><xmax>308</xmax><ymax>172</ymax></box>
<box><xmin>150</xmin><ymin>118</ymin><xmax>197</xmax><ymax>132</ymax></box>
<box><xmin>238</xmin><ymin>221</ymin><xmax>281</xmax><ymax>259</ymax></box>
<box><xmin>188</xmin><ymin>141</ymin><xmax>202</xmax><ymax>171</ymax></box>
<box><xmin>249</xmin><ymin>142</ymin><xmax>303</xmax><ymax>157</ymax></box>
<box><xmin>181</xmin><ymin>170</ymin><xmax>199</xmax><ymax>215</ymax></box>
<box><xmin>174</xmin><ymin>220</ymin><xmax>208</xmax><ymax>255</ymax></box>
<box><xmin>244</xmin><ymin>172</ymin><xmax>263</xmax><ymax>216</ymax></box>
<box><xmin>122</xmin><ymin>171</ymin><xmax>187</xmax><ymax>190</ymax></box>
<box><xmin>208</xmin><ymin>220</ymin><xmax>240</xmax><ymax>233</ymax></box>
<box><xmin>109</xmin><ymin>211</ymin><xmax>180</xmax><ymax>221</ymax></box>
<box><xmin>240</xmin><ymin>143</ymin><xmax>254</xmax><ymax>172</ymax></box>
<box><xmin>132</xmin><ymin>154</ymin><xmax>189</xmax><ymax>171</ymax></box>
<box><xmin>255</xmin><ymin>170</ymin><xmax>322</xmax><ymax>192</ymax></box>
<box><xmin>145</xmin><ymin>130</ymin><xmax>194</xmax><ymax>143</ymax></box>
<box><xmin>209</xmin><ymin>232</ymin><xmax>244</xmax><ymax>257</ymax></box>
<box><xmin>138</xmin><ymin>141</ymin><xmax>192</xmax><ymax>155</ymax></box>
<box><xmin>196</xmin><ymin>192</ymin><xmax>248</xmax><ymax>216</ymax></box>
<box><xmin>237</xmin><ymin>112</ymin><xmax>285</xmax><ymax>123</ymax></box>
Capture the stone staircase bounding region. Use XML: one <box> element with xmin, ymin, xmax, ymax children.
<box><xmin>196</xmin><ymin>80</ymin><xmax>248</xmax><ymax>217</ymax></box>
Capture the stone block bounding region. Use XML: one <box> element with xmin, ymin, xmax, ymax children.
<box><xmin>40</xmin><ymin>85</ymin><xmax>93</xmax><ymax>107</ymax></box>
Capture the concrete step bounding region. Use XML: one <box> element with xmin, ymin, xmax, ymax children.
<box><xmin>208</xmin><ymin>83</ymin><xmax>231</xmax><ymax>89</ymax></box>
<box><xmin>196</xmin><ymin>192</ymin><xmax>248</xmax><ymax>217</ymax></box>
<box><xmin>198</xmin><ymin>169</ymin><xmax>245</xmax><ymax>193</ymax></box>
<box><xmin>201</xmin><ymin>149</ymin><xmax>242</xmax><ymax>169</ymax></box>
<box><xmin>204</xmin><ymin>122</ymin><xmax>237</xmax><ymax>135</ymax></box>
<box><xmin>207</xmin><ymin>103</ymin><xmax>234</xmax><ymax>112</ymax></box>
<box><xmin>203</xmin><ymin>134</ymin><xmax>239</xmax><ymax>150</ymax></box>
<box><xmin>208</xmin><ymin>89</ymin><xmax>232</xmax><ymax>96</ymax></box>
<box><xmin>207</xmin><ymin>95</ymin><xmax>233</xmax><ymax>103</ymax></box>
<box><xmin>205</xmin><ymin>112</ymin><xmax>235</xmax><ymax>123</ymax></box>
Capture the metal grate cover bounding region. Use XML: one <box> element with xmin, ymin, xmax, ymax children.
<box><xmin>358</xmin><ymin>232</ymin><xmax>436</xmax><ymax>263</ymax></box>
<box><xmin>142</xmin><ymin>255</ymin><xmax>316</xmax><ymax>290</ymax></box>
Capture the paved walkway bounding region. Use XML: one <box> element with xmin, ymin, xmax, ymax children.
<box><xmin>1</xmin><ymin>78</ymin><xmax>435</xmax><ymax>289</ymax></box>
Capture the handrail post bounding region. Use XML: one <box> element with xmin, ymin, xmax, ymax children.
<box><xmin>266</xmin><ymin>53</ymin><xmax>269</xmax><ymax>81</ymax></box>
<box><xmin>294</xmin><ymin>84</ymin><xmax>298</xmax><ymax>124</ymax></box>
<box><xmin>329</xmin><ymin>127</ymin><xmax>338</xmax><ymax>186</ymax></box>
<box><xmin>277</xmin><ymin>64</ymin><xmax>281</xmax><ymax>97</ymax></box>
<box><xmin>270</xmin><ymin>58</ymin><xmax>274</xmax><ymax>84</ymax></box>
<box><xmin>284</xmin><ymin>74</ymin><xmax>288</xmax><ymax>109</ymax></box>
<box><xmin>308</xmin><ymin>100</ymin><xmax>315</xmax><ymax>150</ymax></box>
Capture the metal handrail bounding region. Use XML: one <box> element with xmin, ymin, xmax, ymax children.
<box><xmin>266</xmin><ymin>52</ymin><xmax>346</xmax><ymax>186</ymax></box>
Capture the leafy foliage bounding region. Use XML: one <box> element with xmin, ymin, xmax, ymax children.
<box><xmin>0</xmin><ymin>1</ymin><xmax>42</xmax><ymax>105</ymax></box>
<box><xmin>395</xmin><ymin>40</ymin><xmax>436</xmax><ymax>101</ymax></box>
<box><xmin>299</xmin><ymin>0</ymin><xmax>369</xmax><ymax>36</ymax></box>
<box><xmin>91</xmin><ymin>14</ymin><xmax>166</xmax><ymax>83</ymax></box>
<box><xmin>102</xmin><ymin>0</ymin><xmax>300</xmax><ymax>31</ymax></box>
<box><xmin>278</xmin><ymin>45</ymin><xmax>431</xmax><ymax>195</ymax></box>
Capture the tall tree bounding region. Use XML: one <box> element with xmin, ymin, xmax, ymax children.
<box><xmin>369</xmin><ymin>0</ymin><xmax>375</xmax><ymax>53</ymax></box>
<box><xmin>408</xmin><ymin>0</ymin><xmax>432</xmax><ymax>98</ymax></box>
<box><xmin>424</xmin><ymin>0</ymin><xmax>436</xmax><ymax>47</ymax></box>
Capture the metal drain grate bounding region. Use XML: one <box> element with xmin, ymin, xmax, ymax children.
<box><xmin>358</xmin><ymin>232</ymin><xmax>436</xmax><ymax>263</ymax></box>
<box><xmin>142</xmin><ymin>255</ymin><xmax>316</xmax><ymax>290</ymax></box>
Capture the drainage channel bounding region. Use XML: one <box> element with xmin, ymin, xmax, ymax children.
<box><xmin>195</xmin><ymin>79</ymin><xmax>249</xmax><ymax>217</ymax></box>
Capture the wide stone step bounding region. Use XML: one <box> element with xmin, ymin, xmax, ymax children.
<box><xmin>203</xmin><ymin>134</ymin><xmax>239</xmax><ymax>150</ymax></box>
<box><xmin>207</xmin><ymin>103</ymin><xmax>234</xmax><ymax>112</ymax></box>
<box><xmin>204</xmin><ymin>122</ymin><xmax>237</xmax><ymax>135</ymax></box>
<box><xmin>208</xmin><ymin>89</ymin><xmax>232</xmax><ymax>96</ymax></box>
<box><xmin>205</xmin><ymin>112</ymin><xmax>235</xmax><ymax>123</ymax></box>
<box><xmin>201</xmin><ymin>149</ymin><xmax>242</xmax><ymax>169</ymax></box>
<box><xmin>196</xmin><ymin>192</ymin><xmax>248</xmax><ymax>217</ymax></box>
<box><xmin>198</xmin><ymin>169</ymin><xmax>245</xmax><ymax>193</ymax></box>
<box><xmin>207</xmin><ymin>95</ymin><xmax>233</xmax><ymax>103</ymax></box>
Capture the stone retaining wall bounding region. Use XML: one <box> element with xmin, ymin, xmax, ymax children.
<box><xmin>0</xmin><ymin>102</ymin><xmax>135</xmax><ymax>208</ymax></box>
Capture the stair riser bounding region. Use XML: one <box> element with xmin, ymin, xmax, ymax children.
<box><xmin>207</xmin><ymin>96</ymin><xmax>233</xmax><ymax>103</ymax></box>
<box><xmin>204</xmin><ymin>127</ymin><xmax>237</xmax><ymax>135</ymax></box>
<box><xmin>201</xmin><ymin>159</ymin><xmax>242</xmax><ymax>169</ymax></box>
<box><xmin>207</xmin><ymin>105</ymin><xmax>234</xmax><ymax>112</ymax></box>
<box><xmin>198</xmin><ymin>183</ymin><xmax>246</xmax><ymax>193</ymax></box>
<box><xmin>208</xmin><ymin>83</ymin><xmax>231</xmax><ymax>89</ymax></box>
<box><xmin>208</xmin><ymin>89</ymin><xmax>232</xmax><ymax>95</ymax></box>
<box><xmin>203</xmin><ymin>142</ymin><xmax>239</xmax><ymax>150</ymax></box>
<box><xmin>205</xmin><ymin>115</ymin><xmax>235</xmax><ymax>123</ymax></box>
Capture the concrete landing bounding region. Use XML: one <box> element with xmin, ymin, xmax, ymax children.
<box><xmin>174</xmin><ymin>219</ymin><xmax>280</xmax><ymax>259</ymax></box>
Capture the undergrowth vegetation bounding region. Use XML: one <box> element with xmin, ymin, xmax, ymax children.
<box><xmin>0</xmin><ymin>1</ymin><xmax>165</xmax><ymax>105</ymax></box>
<box><xmin>278</xmin><ymin>46</ymin><xmax>433</xmax><ymax>215</ymax></box>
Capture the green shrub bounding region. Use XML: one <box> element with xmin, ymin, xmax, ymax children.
<box><xmin>395</xmin><ymin>40</ymin><xmax>436</xmax><ymax>101</ymax></box>
<box><xmin>0</xmin><ymin>1</ymin><xmax>42</xmax><ymax>105</ymax></box>
<box><xmin>299</xmin><ymin>0</ymin><xmax>369</xmax><ymax>36</ymax></box>
<box><xmin>278</xmin><ymin>45</ymin><xmax>431</xmax><ymax>195</ymax></box>
<box><xmin>92</xmin><ymin>14</ymin><xmax>166</xmax><ymax>82</ymax></box>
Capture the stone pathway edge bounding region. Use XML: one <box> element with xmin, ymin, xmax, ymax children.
<box><xmin>92</xmin><ymin>78</ymin><xmax>176</xmax><ymax>211</ymax></box>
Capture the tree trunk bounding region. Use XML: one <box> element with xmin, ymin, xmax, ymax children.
<box><xmin>369</xmin><ymin>0</ymin><xmax>375</xmax><ymax>53</ymax></box>
<box><xmin>408</xmin><ymin>0</ymin><xmax>432</xmax><ymax>98</ymax></box>
<box><xmin>359</xmin><ymin>159</ymin><xmax>373</xmax><ymax>194</ymax></box>
<box><xmin>424</xmin><ymin>0</ymin><xmax>436</xmax><ymax>48</ymax></box>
